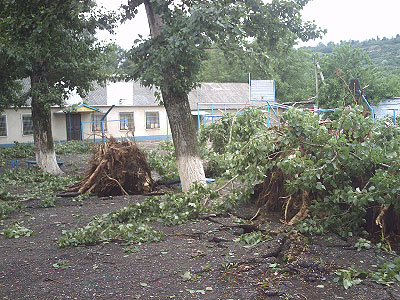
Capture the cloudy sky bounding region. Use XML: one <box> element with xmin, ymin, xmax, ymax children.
<box><xmin>97</xmin><ymin>0</ymin><xmax>400</xmax><ymax>49</ymax></box>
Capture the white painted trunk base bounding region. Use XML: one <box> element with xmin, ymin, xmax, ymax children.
<box><xmin>177</xmin><ymin>155</ymin><xmax>206</xmax><ymax>193</ymax></box>
<box><xmin>36</xmin><ymin>149</ymin><xmax>63</xmax><ymax>175</ymax></box>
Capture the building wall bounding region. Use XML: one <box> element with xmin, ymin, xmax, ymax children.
<box><xmin>373</xmin><ymin>98</ymin><xmax>400</xmax><ymax>119</ymax></box>
<box><xmin>0</xmin><ymin>108</ymin><xmax>67</xmax><ymax>145</ymax></box>
<box><xmin>0</xmin><ymin>105</ymin><xmax>171</xmax><ymax>145</ymax></box>
<box><xmin>81</xmin><ymin>106</ymin><xmax>171</xmax><ymax>142</ymax></box>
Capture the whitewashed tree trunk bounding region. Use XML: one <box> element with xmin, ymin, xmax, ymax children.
<box><xmin>162</xmin><ymin>90</ymin><xmax>206</xmax><ymax>192</ymax></box>
<box><xmin>144</xmin><ymin>0</ymin><xmax>206</xmax><ymax>192</ymax></box>
<box><xmin>31</xmin><ymin>73</ymin><xmax>63</xmax><ymax>175</ymax></box>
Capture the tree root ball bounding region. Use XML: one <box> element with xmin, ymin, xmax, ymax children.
<box><xmin>70</xmin><ymin>138</ymin><xmax>154</xmax><ymax>197</ymax></box>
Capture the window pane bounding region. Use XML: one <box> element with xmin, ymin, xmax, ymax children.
<box><xmin>91</xmin><ymin>113</ymin><xmax>107</xmax><ymax>132</ymax></box>
<box><xmin>22</xmin><ymin>115</ymin><xmax>33</xmax><ymax>135</ymax></box>
<box><xmin>0</xmin><ymin>116</ymin><xmax>6</xmax><ymax>137</ymax></box>
<box><xmin>119</xmin><ymin>112</ymin><xmax>134</xmax><ymax>130</ymax></box>
<box><xmin>146</xmin><ymin>112</ymin><xmax>160</xmax><ymax>129</ymax></box>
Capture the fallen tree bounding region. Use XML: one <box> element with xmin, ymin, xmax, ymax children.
<box><xmin>202</xmin><ymin>106</ymin><xmax>400</xmax><ymax>245</ymax></box>
<box><xmin>70</xmin><ymin>138</ymin><xmax>153</xmax><ymax>197</ymax></box>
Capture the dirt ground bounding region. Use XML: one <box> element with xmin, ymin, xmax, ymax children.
<box><xmin>0</xmin><ymin>142</ymin><xmax>399</xmax><ymax>300</ymax></box>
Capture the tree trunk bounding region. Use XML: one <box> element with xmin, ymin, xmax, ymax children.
<box><xmin>31</xmin><ymin>73</ymin><xmax>63</xmax><ymax>175</ymax></box>
<box><xmin>144</xmin><ymin>0</ymin><xmax>206</xmax><ymax>192</ymax></box>
<box><xmin>162</xmin><ymin>89</ymin><xmax>206</xmax><ymax>192</ymax></box>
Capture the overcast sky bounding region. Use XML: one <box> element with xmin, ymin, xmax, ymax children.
<box><xmin>97</xmin><ymin>0</ymin><xmax>400</xmax><ymax>49</ymax></box>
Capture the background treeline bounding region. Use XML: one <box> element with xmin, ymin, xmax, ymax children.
<box><xmin>197</xmin><ymin>36</ymin><xmax>400</xmax><ymax>107</ymax></box>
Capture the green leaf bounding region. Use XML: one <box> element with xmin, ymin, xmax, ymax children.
<box><xmin>181</xmin><ymin>271</ymin><xmax>192</xmax><ymax>281</ymax></box>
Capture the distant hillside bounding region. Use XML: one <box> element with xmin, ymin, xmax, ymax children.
<box><xmin>303</xmin><ymin>35</ymin><xmax>400</xmax><ymax>68</ymax></box>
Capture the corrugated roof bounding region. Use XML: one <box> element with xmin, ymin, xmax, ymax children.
<box><xmin>85</xmin><ymin>83</ymin><xmax>107</xmax><ymax>105</ymax></box>
<box><xmin>131</xmin><ymin>82</ymin><xmax>160</xmax><ymax>106</ymax></box>
<box><xmin>188</xmin><ymin>83</ymin><xmax>250</xmax><ymax>109</ymax></box>
<box><xmin>84</xmin><ymin>81</ymin><xmax>251</xmax><ymax>108</ymax></box>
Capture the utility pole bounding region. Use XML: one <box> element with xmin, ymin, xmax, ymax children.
<box><xmin>313</xmin><ymin>54</ymin><xmax>325</xmax><ymax>110</ymax></box>
<box><xmin>314</xmin><ymin>54</ymin><xmax>319</xmax><ymax>109</ymax></box>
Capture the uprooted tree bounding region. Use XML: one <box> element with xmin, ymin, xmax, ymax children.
<box><xmin>121</xmin><ymin>0</ymin><xmax>324</xmax><ymax>192</ymax></box>
<box><xmin>202</xmin><ymin>106</ymin><xmax>400</xmax><ymax>243</ymax></box>
<box><xmin>0</xmin><ymin>0</ymin><xmax>115</xmax><ymax>174</ymax></box>
<box><xmin>70</xmin><ymin>138</ymin><xmax>153</xmax><ymax>197</ymax></box>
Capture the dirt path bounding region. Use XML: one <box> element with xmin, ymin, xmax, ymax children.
<box><xmin>0</xmin><ymin>151</ymin><xmax>399</xmax><ymax>299</ymax></box>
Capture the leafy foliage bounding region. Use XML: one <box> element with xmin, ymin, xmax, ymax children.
<box><xmin>58</xmin><ymin>185</ymin><xmax>218</xmax><ymax>247</ymax></box>
<box><xmin>0</xmin><ymin>201</ymin><xmax>19</xmax><ymax>219</ymax></box>
<box><xmin>145</xmin><ymin>140</ymin><xmax>179</xmax><ymax>181</ymax></box>
<box><xmin>201</xmin><ymin>106</ymin><xmax>400</xmax><ymax>237</ymax></box>
<box><xmin>334</xmin><ymin>257</ymin><xmax>400</xmax><ymax>289</ymax></box>
<box><xmin>305</xmin><ymin>36</ymin><xmax>400</xmax><ymax>68</ymax></box>
<box><xmin>54</xmin><ymin>141</ymin><xmax>96</xmax><ymax>155</ymax></box>
<box><xmin>123</xmin><ymin>0</ymin><xmax>322</xmax><ymax>97</ymax></box>
<box><xmin>318</xmin><ymin>44</ymin><xmax>394</xmax><ymax>108</ymax></box>
<box><xmin>0</xmin><ymin>186</ymin><xmax>19</xmax><ymax>219</ymax></box>
<box><xmin>0</xmin><ymin>223</ymin><xmax>33</xmax><ymax>239</ymax></box>
<box><xmin>0</xmin><ymin>167</ymin><xmax>80</xmax><ymax>208</ymax></box>
<box><xmin>0</xmin><ymin>143</ymin><xmax>35</xmax><ymax>166</ymax></box>
<box><xmin>0</xmin><ymin>0</ymin><xmax>116</xmax><ymax>173</ymax></box>
<box><xmin>52</xmin><ymin>260</ymin><xmax>71</xmax><ymax>269</ymax></box>
<box><xmin>234</xmin><ymin>231</ymin><xmax>272</xmax><ymax>247</ymax></box>
<box><xmin>0</xmin><ymin>0</ymin><xmax>115</xmax><ymax>109</ymax></box>
<box><xmin>199</xmin><ymin>107</ymin><xmax>271</xmax><ymax>178</ymax></box>
<box><xmin>0</xmin><ymin>141</ymin><xmax>95</xmax><ymax>167</ymax></box>
<box><xmin>198</xmin><ymin>47</ymin><xmax>316</xmax><ymax>103</ymax></box>
<box><xmin>354</xmin><ymin>238</ymin><xmax>372</xmax><ymax>251</ymax></box>
<box><xmin>334</xmin><ymin>267</ymin><xmax>365</xmax><ymax>289</ymax></box>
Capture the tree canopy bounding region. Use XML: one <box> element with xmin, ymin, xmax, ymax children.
<box><xmin>119</xmin><ymin>0</ymin><xmax>324</xmax><ymax>192</ymax></box>
<box><xmin>123</xmin><ymin>0</ymin><xmax>324</xmax><ymax>95</ymax></box>
<box><xmin>318</xmin><ymin>44</ymin><xmax>398</xmax><ymax>108</ymax></box>
<box><xmin>0</xmin><ymin>0</ymin><xmax>116</xmax><ymax>174</ymax></box>
<box><xmin>0</xmin><ymin>0</ymin><xmax>116</xmax><ymax>110</ymax></box>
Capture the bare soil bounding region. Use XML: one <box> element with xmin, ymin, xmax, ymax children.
<box><xmin>0</xmin><ymin>142</ymin><xmax>399</xmax><ymax>300</ymax></box>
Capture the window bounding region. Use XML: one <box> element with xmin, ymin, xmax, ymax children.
<box><xmin>91</xmin><ymin>113</ymin><xmax>107</xmax><ymax>132</ymax></box>
<box><xmin>145</xmin><ymin>112</ymin><xmax>160</xmax><ymax>129</ymax></box>
<box><xmin>22</xmin><ymin>114</ymin><xmax>33</xmax><ymax>135</ymax></box>
<box><xmin>0</xmin><ymin>115</ymin><xmax>7</xmax><ymax>137</ymax></box>
<box><xmin>119</xmin><ymin>112</ymin><xmax>134</xmax><ymax>131</ymax></box>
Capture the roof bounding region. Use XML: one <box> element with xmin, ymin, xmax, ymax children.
<box><xmin>83</xmin><ymin>81</ymin><xmax>251</xmax><ymax>109</ymax></box>
<box><xmin>131</xmin><ymin>82</ymin><xmax>159</xmax><ymax>106</ymax></box>
<box><xmin>19</xmin><ymin>79</ymin><xmax>253</xmax><ymax>110</ymax></box>
<box><xmin>188</xmin><ymin>83</ymin><xmax>250</xmax><ymax>109</ymax></box>
<box><xmin>85</xmin><ymin>83</ymin><xmax>107</xmax><ymax>105</ymax></box>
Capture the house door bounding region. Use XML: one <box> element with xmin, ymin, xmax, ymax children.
<box><xmin>66</xmin><ymin>113</ymin><xmax>82</xmax><ymax>141</ymax></box>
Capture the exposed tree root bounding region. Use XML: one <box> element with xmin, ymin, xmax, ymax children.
<box><xmin>70</xmin><ymin>137</ymin><xmax>154</xmax><ymax>197</ymax></box>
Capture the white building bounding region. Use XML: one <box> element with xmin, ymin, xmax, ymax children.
<box><xmin>0</xmin><ymin>81</ymin><xmax>253</xmax><ymax>146</ymax></box>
